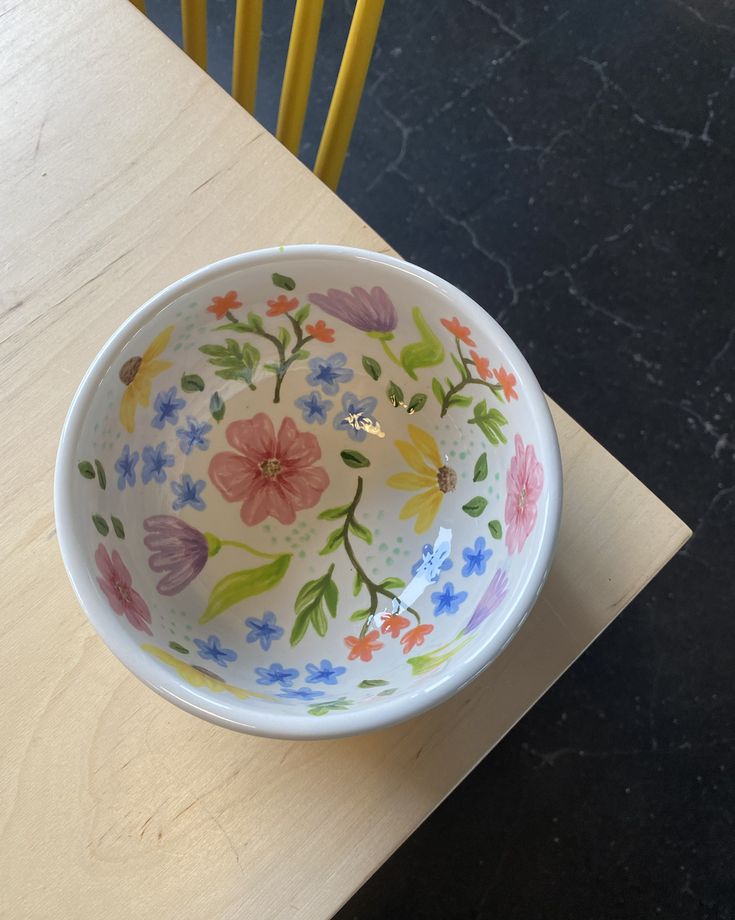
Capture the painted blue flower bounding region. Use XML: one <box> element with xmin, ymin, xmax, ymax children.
<box><xmin>333</xmin><ymin>391</ymin><xmax>379</xmax><ymax>442</ymax></box>
<box><xmin>461</xmin><ymin>537</ymin><xmax>492</xmax><ymax>577</ymax></box>
<box><xmin>171</xmin><ymin>474</ymin><xmax>206</xmax><ymax>511</ymax></box>
<box><xmin>278</xmin><ymin>687</ymin><xmax>325</xmax><ymax>701</ymax></box>
<box><xmin>431</xmin><ymin>581</ymin><xmax>468</xmax><ymax>616</ymax></box>
<box><xmin>114</xmin><ymin>444</ymin><xmax>139</xmax><ymax>490</ymax></box>
<box><xmin>306</xmin><ymin>352</ymin><xmax>354</xmax><ymax>395</ymax></box>
<box><xmin>411</xmin><ymin>543</ymin><xmax>453</xmax><ymax>580</ymax></box>
<box><xmin>176</xmin><ymin>416</ymin><xmax>212</xmax><ymax>455</ymax></box>
<box><xmin>193</xmin><ymin>635</ymin><xmax>237</xmax><ymax>667</ymax></box>
<box><xmin>305</xmin><ymin>659</ymin><xmax>347</xmax><ymax>685</ymax></box>
<box><xmin>245</xmin><ymin>612</ymin><xmax>284</xmax><ymax>651</ymax></box>
<box><xmin>295</xmin><ymin>391</ymin><xmax>333</xmax><ymax>425</ymax></box>
<box><xmin>152</xmin><ymin>386</ymin><xmax>186</xmax><ymax>429</ymax></box>
<box><xmin>255</xmin><ymin>662</ymin><xmax>299</xmax><ymax>687</ymax></box>
<box><xmin>141</xmin><ymin>442</ymin><xmax>175</xmax><ymax>484</ymax></box>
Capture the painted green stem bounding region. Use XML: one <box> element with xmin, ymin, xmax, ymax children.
<box><xmin>225</xmin><ymin>309</ymin><xmax>313</xmax><ymax>403</ymax></box>
<box><xmin>440</xmin><ymin>337</ymin><xmax>504</xmax><ymax>417</ymax></box>
<box><xmin>378</xmin><ymin>336</ymin><xmax>401</xmax><ymax>368</ymax></box>
<box><xmin>217</xmin><ymin>539</ymin><xmax>284</xmax><ymax>560</ymax></box>
<box><xmin>338</xmin><ymin>476</ymin><xmax>420</xmax><ymax>637</ymax></box>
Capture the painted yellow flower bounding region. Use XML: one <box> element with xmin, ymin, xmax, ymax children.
<box><xmin>387</xmin><ymin>424</ymin><xmax>457</xmax><ymax>533</ymax></box>
<box><xmin>119</xmin><ymin>326</ymin><xmax>174</xmax><ymax>433</ymax></box>
<box><xmin>143</xmin><ymin>644</ymin><xmax>270</xmax><ymax>700</ymax></box>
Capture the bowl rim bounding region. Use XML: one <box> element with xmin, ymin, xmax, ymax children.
<box><xmin>54</xmin><ymin>243</ymin><xmax>562</xmax><ymax>740</ymax></box>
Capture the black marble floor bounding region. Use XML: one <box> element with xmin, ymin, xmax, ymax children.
<box><xmin>148</xmin><ymin>1</ymin><xmax>735</xmax><ymax>916</ymax></box>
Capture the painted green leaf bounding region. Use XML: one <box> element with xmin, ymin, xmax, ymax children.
<box><xmin>290</xmin><ymin>610</ymin><xmax>311</xmax><ymax>646</ymax></box>
<box><xmin>362</xmin><ymin>355</ymin><xmax>381</xmax><ymax>381</ymax></box>
<box><xmin>431</xmin><ymin>377</ymin><xmax>446</xmax><ymax>404</ymax></box>
<box><xmin>408</xmin><ymin>636</ymin><xmax>473</xmax><ymax>675</ymax></box>
<box><xmin>350</xmin><ymin>608</ymin><xmax>372</xmax><ymax>621</ymax></box>
<box><xmin>399</xmin><ymin>307</ymin><xmax>445</xmax><ymax>380</ymax></box>
<box><xmin>214</xmin><ymin>320</ymin><xmax>251</xmax><ymax>334</ymax></box>
<box><xmin>324</xmin><ymin>579</ymin><xmax>339</xmax><ymax>618</ymax></box>
<box><xmin>469</xmin><ymin>399</ymin><xmax>509</xmax><ymax>445</ymax></box>
<box><xmin>319</xmin><ymin>528</ymin><xmax>344</xmax><ymax>555</ymax></box>
<box><xmin>488</xmin><ymin>519</ymin><xmax>503</xmax><ymax>539</ymax></box>
<box><xmin>169</xmin><ymin>641</ymin><xmax>189</xmax><ymax>654</ymax></box>
<box><xmin>473</xmin><ymin>452</ymin><xmax>488</xmax><ymax>482</ymax></box>
<box><xmin>341</xmin><ymin>449</ymin><xmax>370</xmax><ymax>468</ymax></box>
<box><xmin>293</xmin><ymin>349</ymin><xmax>310</xmax><ymax>360</ymax></box>
<box><xmin>247</xmin><ymin>311</ymin><xmax>264</xmax><ymax>332</ymax></box>
<box><xmin>199</xmin><ymin>344</ymin><xmax>229</xmax><ymax>357</ymax></box>
<box><xmin>448</xmin><ymin>393</ymin><xmax>473</xmax><ymax>408</ymax></box>
<box><xmin>379</xmin><ymin>576</ymin><xmax>406</xmax><ymax>591</ymax></box>
<box><xmin>317</xmin><ymin>504</ymin><xmax>350</xmax><ymax>520</ymax></box>
<box><xmin>92</xmin><ymin>514</ymin><xmax>109</xmax><ymax>536</ymax></box>
<box><xmin>291</xmin><ymin>568</ymin><xmax>337</xmax><ymax>645</ymax></box>
<box><xmin>277</xmin><ymin>326</ymin><xmax>291</xmax><ymax>349</ymax></box>
<box><xmin>407</xmin><ymin>393</ymin><xmax>427</xmax><ymax>414</ymax></box>
<box><xmin>353</xmin><ymin>571</ymin><xmax>363</xmax><ymax>596</ymax></box>
<box><xmin>308</xmin><ymin>697</ymin><xmax>352</xmax><ymax>716</ymax></box>
<box><xmin>313</xmin><ymin>605</ymin><xmax>328</xmax><ymax>636</ymax></box>
<box><xmin>358</xmin><ymin>679</ymin><xmax>388</xmax><ymax>688</ymax></box>
<box><xmin>272</xmin><ymin>272</ymin><xmax>296</xmax><ymax>291</ymax></box>
<box><xmin>210</xmin><ymin>391</ymin><xmax>225</xmax><ymax>422</ymax></box>
<box><xmin>378</xmin><ymin>687</ymin><xmax>398</xmax><ymax>696</ymax></box>
<box><xmin>263</xmin><ymin>363</ymin><xmax>281</xmax><ymax>374</ymax></box>
<box><xmin>78</xmin><ymin>461</ymin><xmax>95</xmax><ymax>480</ymax></box>
<box><xmin>294</xmin><ymin>304</ymin><xmax>310</xmax><ymax>324</ymax></box>
<box><xmin>110</xmin><ymin>516</ymin><xmax>125</xmax><ymax>539</ymax></box>
<box><xmin>451</xmin><ymin>352</ymin><xmax>470</xmax><ymax>380</ymax></box>
<box><xmin>199</xmin><ymin>554</ymin><xmax>291</xmax><ymax>623</ymax></box>
<box><xmin>181</xmin><ymin>373</ymin><xmax>205</xmax><ymax>392</ymax></box>
<box><xmin>94</xmin><ymin>460</ymin><xmax>107</xmax><ymax>490</ymax></box>
<box><xmin>387</xmin><ymin>380</ymin><xmax>404</xmax><ymax>407</ymax></box>
<box><xmin>349</xmin><ymin>519</ymin><xmax>372</xmax><ymax>544</ymax></box>
<box><xmin>462</xmin><ymin>496</ymin><xmax>488</xmax><ymax>517</ymax></box>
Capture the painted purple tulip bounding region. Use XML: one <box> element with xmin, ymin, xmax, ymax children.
<box><xmin>308</xmin><ymin>286</ymin><xmax>398</xmax><ymax>335</ymax></box>
<box><xmin>143</xmin><ymin>515</ymin><xmax>211</xmax><ymax>595</ymax></box>
<box><xmin>463</xmin><ymin>568</ymin><xmax>509</xmax><ymax>634</ymax></box>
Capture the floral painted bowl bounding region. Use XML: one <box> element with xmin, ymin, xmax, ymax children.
<box><xmin>55</xmin><ymin>245</ymin><xmax>561</xmax><ymax>739</ymax></box>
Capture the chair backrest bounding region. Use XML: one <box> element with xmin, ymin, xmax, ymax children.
<box><xmin>129</xmin><ymin>0</ymin><xmax>385</xmax><ymax>190</ymax></box>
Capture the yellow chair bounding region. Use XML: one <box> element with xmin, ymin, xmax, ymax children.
<box><xmin>129</xmin><ymin>0</ymin><xmax>385</xmax><ymax>191</ymax></box>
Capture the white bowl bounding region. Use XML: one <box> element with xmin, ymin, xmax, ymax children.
<box><xmin>55</xmin><ymin>245</ymin><xmax>562</xmax><ymax>739</ymax></box>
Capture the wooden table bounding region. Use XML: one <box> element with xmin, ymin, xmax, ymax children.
<box><xmin>0</xmin><ymin>1</ymin><xmax>690</xmax><ymax>917</ymax></box>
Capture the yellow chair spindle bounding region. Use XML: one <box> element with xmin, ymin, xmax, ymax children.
<box><xmin>232</xmin><ymin>0</ymin><xmax>263</xmax><ymax>114</ymax></box>
<box><xmin>314</xmin><ymin>0</ymin><xmax>385</xmax><ymax>190</ymax></box>
<box><xmin>181</xmin><ymin>0</ymin><xmax>208</xmax><ymax>70</ymax></box>
<box><xmin>276</xmin><ymin>0</ymin><xmax>325</xmax><ymax>155</ymax></box>
<box><xmin>129</xmin><ymin>0</ymin><xmax>146</xmax><ymax>13</ymax></box>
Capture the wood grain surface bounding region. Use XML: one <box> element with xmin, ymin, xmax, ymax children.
<box><xmin>0</xmin><ymin>1</ymin><xmax>690</xmax><ymax>917</ymax></box>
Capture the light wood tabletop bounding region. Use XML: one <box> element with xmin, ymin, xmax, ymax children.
<box><xmin>0</xmin><ymin>1</ymin><xmax>690</xmax><ymax>918</ymax></box>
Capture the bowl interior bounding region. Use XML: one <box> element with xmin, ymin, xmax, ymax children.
<box><xmin>58</xmin><ymin>247</ymin><xmax>559</xmax><ymax>736</ymax></box>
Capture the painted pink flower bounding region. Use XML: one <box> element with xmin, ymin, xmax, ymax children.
<box><xmin>309</xmin><ymin>286</ymin><xmax>398</xmax><ymax>333</ymax></box>
<box><xmin>209</xmin><ymin>414</ymin><xmax>329</xmax><ymax>526</ymax></box>
<box><xmin>505</xmin><ymin>434</ymin><xmax>544</xmax><ymax>554</ymax></box>
<box><xmin>95</xmin><ymin>544</ymin><xmax>152</xmax><ymax>634</ymax></box>
<box><xmin>464</xmin><ymin>568</ymin><xmax>509</xmax><ymax>634</ymax></box>
<box><xmin>143</xmin><ymin>516</ymin><xmax>211</xmax><ymax>595</ymax></box>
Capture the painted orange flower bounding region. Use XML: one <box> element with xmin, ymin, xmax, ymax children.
<box><xmin>344</xmin><ymin>630</ymin><xmax>384</xmax><ymax>662</ymax></box>
<box><xmin>470</xmin><ymin>350</ymin><xmax>491</xmax><ymax>380</ymax></box>
<box><xmin>494</xmin><ymin>366</ymin><xmax>518</xmax><ymax>401</ymax></box>
<box><xmin>305</xmin><ymin>319</ymin><xmax>335</xmax><ymax>343</ymax></box>
<box><xmin>440</xmin><ymin>316</ymin><xmax>475</xmax><ymax>347</ymax></box>
<box><xmin>207</xmin><ymin>290</ymin><xmax>242</xmax><ymax>320</ymax></box>
<box><xmin>267</xmin><ymin>294</ymin><xmax>299</xmax><ymax>316</ymax></box>
<box><xmin>400</xmin><ymin>623</ymin><xmax>434</xmax><ymax>654</ymax></box>
<box><xmin>119</xmin><ymin>325</ymin><xmax>174</xmax><ymax>433</ymax></box>
<box><xmin>386</xmin><ymin>425</ymin><xmax>457</xmax><ymax>533</ymax></box>
<box><xmin>380</xmin><ymin>613</ymin><xmax>410</xmax><ymax>638</ymax></box>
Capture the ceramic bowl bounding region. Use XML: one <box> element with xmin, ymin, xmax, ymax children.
<box><xmin>55</xmin><ymin>245</ymin><xmax>561</xmax><ymax>739</ymax></box>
